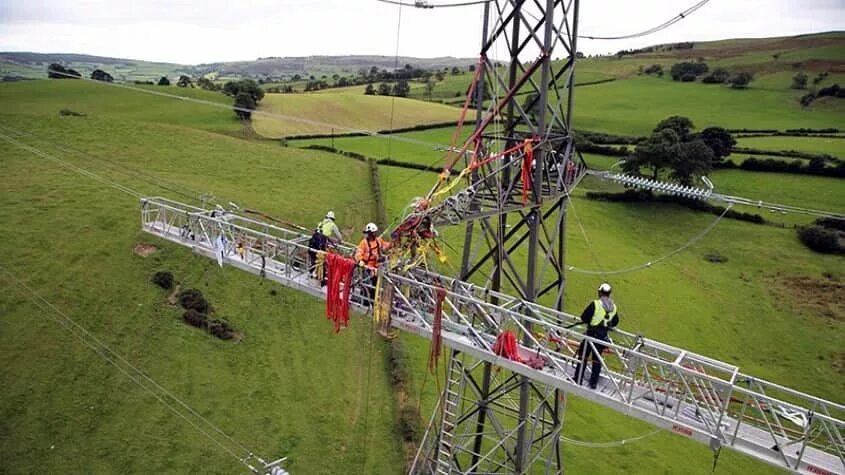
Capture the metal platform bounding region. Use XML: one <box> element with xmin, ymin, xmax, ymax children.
<box><xmin>141</xmin><ymin>197</ymin><xmax>844</xmax><ymax>475</ymax></box>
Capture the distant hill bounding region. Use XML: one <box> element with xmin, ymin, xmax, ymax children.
<box><xmin>2</xmin><ymin>30</ymin><xmax>842</xmax><ymax>82</ymax></box>
<box><xmin>0</xmin><ymin>52</ymin><xmax>477</xmax><ymax>82</ymax></box>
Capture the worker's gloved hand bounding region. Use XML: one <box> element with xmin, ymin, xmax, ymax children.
<box><xmin>357</xmin><ymin>260</ymin><xmax>366</xmax><ymax>268</ymax></box>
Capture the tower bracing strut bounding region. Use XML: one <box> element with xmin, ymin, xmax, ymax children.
<box><xmin>140</xmin><ymin>197</ymin><xmax>844</xmax><ymax>475</ymax></box>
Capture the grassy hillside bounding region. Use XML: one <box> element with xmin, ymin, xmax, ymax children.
<box><xmin>0</xmin><ymin>84</ymin><xmax>401</xmax><ymax>473</ymax></box>
<box><xmin>253</xmin><ymin>93</ymin><xmax>461</xmax><ymax>137</ymax></box>
<box><xmin>1</xmin><ymin>29</ymin><xmax>844</xmax><ymax>474</ymax></box>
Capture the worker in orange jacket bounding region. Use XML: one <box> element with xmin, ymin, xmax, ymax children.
<box><xmin>355</xmin><ymin>222</ymin><xmax>390</xmax><ymax>302</ymax></box>
<box><xmin>355</xmin><ymin>222</ymin><xmax>391</xmax><ymax>269</ymax></box>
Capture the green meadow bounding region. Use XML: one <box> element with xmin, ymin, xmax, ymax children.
<box><xmin>1</xmin><ymin>30</ymin><xmax>844</xmax><ymax>475</ymax></box>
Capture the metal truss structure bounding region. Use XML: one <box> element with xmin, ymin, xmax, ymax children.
<box><xmin>141</xmin><ymin>197</ymin><xmax>843</xmax><ymax>475</ymax></box>
<box><xmin>395</xmin><ymin>0</ymin><xmax>587</xmax><ymax>472</ymax></box>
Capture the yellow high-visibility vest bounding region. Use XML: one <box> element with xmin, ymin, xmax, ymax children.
<box><xmin>590</xmin><ymin>299</ymin><xmax>617</xmax><ymax>327</ymax></box>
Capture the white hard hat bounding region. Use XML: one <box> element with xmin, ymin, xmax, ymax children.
<box><xmin>597</xmin><ymin>282</ymin><xmax>612</xmax><ymax>294</ymax></box>
<box><xmin>364</xmin><ymin>222</ymin><xmax>378</xmax><ymax>233</ymax></box>
<box><xmin>326</xmin><ymin>211</ymin><xmax>335</xmax><ymax>220</ymax></box>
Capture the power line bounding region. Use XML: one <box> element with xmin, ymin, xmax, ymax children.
<box><xmin>0</xmin><ymin>130</ymin><xmax>144</xmax><ymax>199</ymax></box>
<box><xmin>566</xmin><ymin>204</ymin><xmax>733</xmax><ymax>275</ymax></box>
<box><xmin>0</xmin><ymin>263</ymin><xmax>273</xmax><ymax>473</ymax></box>
<box><xmin>579</xmin><ymin>0</ymin><xmax>712</xmax><ymax>40</ymax></box>
<box><xmin>0</xmin><ymin>124</ymin><xmax>202</xmax><ymax>202</ymax></box>
<box><xmin>375</xmin><ymin>0</ymin><xmax>490</xmax><ymax>8</ymax></box>
<box><xmin>47</xmin><ymin>69</ymin><xmax>455</xmax><ymax>153</ymax></box>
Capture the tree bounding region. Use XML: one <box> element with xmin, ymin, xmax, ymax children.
<box><xmin>377</xmin><ymin>82</ymin><xmax>392</xmax><ymax>95</ymax></box>
<box><xmin>223</xmin><ymin>79</ymin><xmax>264</xmax><ymax>102</ymax></box>
<box><xmin>695</xmin><ymin>127</ymin><xmax>735</xmax><ymax>164</ymax></box>
<box><xmin>623</xmin><ymin>128</ymin><xmax>681</xmax><ymax>179</ymax></box>
<box><xmin>701</xmin><ymin>68</ymin><xmax>729</xmax><ymax>84</ymax></box>
<box><xmin>233</xmin><ymin>92</ymin><xmax>256</xmax><ymax>120</ymax></box>
<box><xmin>424</xmin><ymin>79</ymin><xmax>436</xmax><ymax>101</ymax></box>
<box><xmin>451</xmin><ymin>66</ymin><xmax>461</xmax><ymax>75</ymax></box>
<box><xmin>791</xmin><ymin>72</ymin><xmax>808</xmax><ymax>89</ymax></box>
<box><xmin>364</xmin><ymin>84</ymin><xmax>376</xmax><ymax>95</ymax></box>
<box><xmin>47</xmin><ymin>63</ymin><xmax>80</xmax><ymax>79</ymax></box>
<box><xmin>435</xmin><ymin>71</ymin><xmax>445</xmax><ymax>82</ymax></box>
<box><xmin>90</xmin><ymin>69</ymin><xmax>113</xmax><ymax>82</ymax></box>
<box><xmin>158</xmin><ymin>76</ymin><xmax>170</xmax><ymax>86</ymax></box>
<box><xmin>392</xmin><ymin>80</ymin><xmax>410</xmax><ymax>97</ymax></box>
<box><xmin>177</xmin><ymin>75</ymin><xmax>193</xmax><ymax>88</ymax></box>
<box><xmin>672</xmin><ymin>139</ymin><xmax>714</xmax><ymax>185</ymax></box>
<box><xmin>729</xmin><ymin>72</ymin><xmax>753</xmax><ymax>89</ymax></box>
<box><xmin>654</xmin><ymin>115</ymin><xmax>694</xmax><ymax>140</ymax></box>
<box><xmin>468</xmin><ymin>64</ymin><xmax>476</xmax><ymax>72</ymax></box>
<box><xmin>669</xmin><ymin>62</ymin><xmax>708</xmax><ymax>81</ymax></box>
<box><xmin>197</xmin><ymin>77</ymin><xmax>219</xmax><ymax>91</ymax></box>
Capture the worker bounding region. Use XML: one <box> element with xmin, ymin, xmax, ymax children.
<box><xmin>573</xmin><ymin>282</ymin><xmax>619</xmax><ymax>390</ymax></box>
<box><xmin>355</xmin><ymin>223</ymin><xmax>391</xmax><ymax>302</ymax></box>
<box><xmin>309</xmin><ymin>211</ymin><xmax>342</xmax><ymax>282</ymax></box>
<box><xmin>355</xmin><ymin>223</ymin><xmax>390</xmax><ymax>269</ymax></box>
<box><xmin>317</xmin><ymin>211</ymin><xmax>343</xmax><ymax>244</ymax></box>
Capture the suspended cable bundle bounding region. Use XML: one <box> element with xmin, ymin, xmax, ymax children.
<box><xmin>325</xmin><ymin>253</ymin><xmax>356</xmax><ymax>332</ymax></box>
<box><xmin>428</xmin><ymin>286</ymin><xmax>447</xmax><ymax>373</ymax></box>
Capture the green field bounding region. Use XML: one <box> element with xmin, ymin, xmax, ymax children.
<box><xmin>736</xmin><ymin>135</ymin><xmax>844</xmax><ymax>157</ymax></box>
<box><xmin>0</xmin><ymin>87</ymin><xmax>401</xmax><ymax>473</ymax></box>
<box><xmin>2</xmin><ymin>29</ymin><xmax>845</xmax><ymax>475</ymax></box>
<box><xmin>254</xmin><ymin>93</ymin><xmax>461</xmax><ymax>137</ymax></box>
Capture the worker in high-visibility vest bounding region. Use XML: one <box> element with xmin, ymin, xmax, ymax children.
<box><xmin>317</xmin><ymin>210</ymin><xmax>343</xmax><ymax>244</ymax></box>
<box><xmin>573</xmin><ymin>282</ymin><xmax>620</xmax><ymax>389</ymax></box>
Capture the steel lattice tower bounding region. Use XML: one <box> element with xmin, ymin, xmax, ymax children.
<box><xmin>415</xmin><ymin>0</ymin><xmax>583</xmax><ymax>473</ymax></box>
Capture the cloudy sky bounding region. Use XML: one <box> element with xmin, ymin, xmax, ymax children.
<box><xmin>0</xmin><ymin>0</ymin><xmax>842</xmax><ymax>64</ymax></box>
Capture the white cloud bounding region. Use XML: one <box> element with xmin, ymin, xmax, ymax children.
<box><xmin>0</xmin><ymin>0</ymin><xmax>841</xmax><ymax>63</ymax></box>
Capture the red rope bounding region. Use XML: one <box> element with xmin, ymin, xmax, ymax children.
<box><xmin>428</xmin><ymin>286</ymin><xmax>447</xmax><ymax>374</ymax></box>
<box><xmin>492</xmin><ymin>330</ymin><xmax>522</xmax><ymax>362</ymax></box>
<box><xmin>325</xmin><ymin>252</ymin><xmax>355</xmax><ymax>332</ymax></box>
<box><xmin>521</xmin><ymin>139</ymin><xmax>534</xmax><ymax>205</ymax></box>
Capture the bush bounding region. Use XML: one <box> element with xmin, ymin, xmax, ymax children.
<box><xmin>816</xmin><ymin>217</ymin><xmax>845</xmax><ymax>232</ymax></box>
<box><xmin>703</xmin><ymin>252</ymin><xmax>728</xmax><ymax>263</ymax></box>
<box><xmin>398</xmin><ymin>405</ymin><xmax>421</xmax><ymax>442</ymax></box>
<box><xmin>59</xmin><ymin>109</ymin><xmax>85</xmax><ymax>117</ymax></box>
<box><xmin>702</xmin><ymin>68</ymin><xmax>730</xmax><ymax>84</ymax></box>
<box><xmin>152</xmin><ymin>271</ymin><xmax>174</xmax><ymax>289</ymax></box>
<box><xmin>797</xmin><ymin>225</ymin><xmax>842</xmax><ymax>254</ymax></box>
<box><xmin>670</xmin><ymin>61</ymin><xmax>708</xmax><ymax>81</ymax></box>
<box><xmin>178</xmin><ymin>288</ymin><xmax>210</xmax><ymax>313</ymax></box>
<box><xmin>182</xmin><ymin>309</ymin><xmax>208</xmax><ymax>328</ymax></box>
<box><xmin>208</xmin><ymin>319</ymin><xmax>237</xmax><ymax>340</ymax></box>
<box><xmin>729</xmin><ymin>72</ymin><xmax>754</xmax><ymax>89</ymax></box>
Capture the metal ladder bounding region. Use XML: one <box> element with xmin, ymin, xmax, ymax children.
<box><xmin>436</xmin><ymin>353</ymin><xmax>464</xmax><ymax>475</ymax></box>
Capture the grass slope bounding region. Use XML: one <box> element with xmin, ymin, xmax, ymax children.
<box><xmin>0</xmin><ymin>83</ymin><xmax>402</xmax><ymax>474</ymax></box>
<box><xmin>253</xmin><ymin>93</ymin><xmax>462</xmax><ymax>137</ymax></box>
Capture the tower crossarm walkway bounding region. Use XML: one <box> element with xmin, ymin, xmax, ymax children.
<box><xmin>141</xmin><ymin>197</ymin><xmax>844</xmax><ymax>475</ymax></box>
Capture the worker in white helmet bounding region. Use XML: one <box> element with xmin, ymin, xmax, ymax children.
<box><xmin>308</xmin><ymin>211</ymin><xmax>342</xmax><ymax>283</ymax></box>
<box><xmin>317</xmin><ymin>211</ymin><xmax>343</xmax><ymax>243</ymax></box>
<box><xmin>355</xmin><ymin>222</ymin><xmax>391</xmax><ymax>303</ymax></box>
<box><xmin>573</xmin><ymin>282</ymin><xmax>620</xmax><ymax>390</ymax></box>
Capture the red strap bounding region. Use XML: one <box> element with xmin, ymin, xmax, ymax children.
<box><xmin>521</xmin><ymin>140</ymin><xmax>534</xmax><ymax>205</ymax></box>
<box><xmin>492</xmin><ymin>330</ymin><xmax>522</xmax><ymax>362</ymax></box>
<box><xmin>428</xmin><ymin>286</ymin><xmax>447</xmax><ymax>374</ymax></box>
<box><xmin>325</xmin><ymin>253</ymin><xmax>355</xmax><ymax>332</ymax></box>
